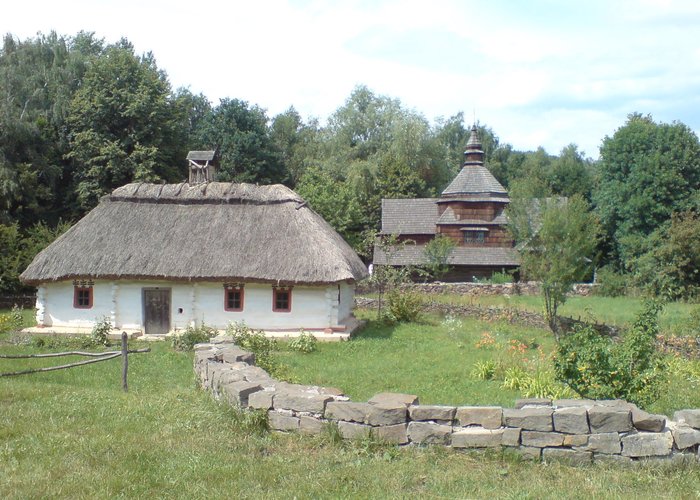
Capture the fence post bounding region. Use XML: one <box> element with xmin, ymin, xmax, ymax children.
<box><xmin>121</xmin><ymin>332</ymin><xmax>128</xmax><ymax>392</ymax></box>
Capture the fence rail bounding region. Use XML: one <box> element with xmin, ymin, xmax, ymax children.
<box><xmin>0</xmin><ymin>332</ymin><xmax>149</xmax><ymax>391</ymax></box>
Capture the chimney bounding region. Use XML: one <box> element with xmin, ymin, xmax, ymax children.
<box><xmin>187</xmin><ymin>150</ymin><xmax>217</xmax><ymax>184</ymax></box>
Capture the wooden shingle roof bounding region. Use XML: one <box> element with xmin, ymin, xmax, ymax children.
<box><xmin>373</xmin><ymin>244</ymin><xmax>519</xmax><ymax>267</ymax></box>
<box><xmin>380</xmin><ymin>198</ymin><xmax>438</xmax><ymax>235</ymax></box>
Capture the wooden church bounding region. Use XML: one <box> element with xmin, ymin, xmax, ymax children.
<box><xmin>373</xmin><ymin>125</ymin><xmax>519</xmax><ymax>281</ymax></box>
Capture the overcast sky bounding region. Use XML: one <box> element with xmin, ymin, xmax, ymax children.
<box><xmin>3</xmin><ymin>0</ymin><xmax>700</xmax><ymax>158</ymax></box>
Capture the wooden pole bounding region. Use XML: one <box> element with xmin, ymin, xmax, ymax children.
<box><xmin>0</xmin><ymin>353</ymin><xmax>120</xmax><ymax>377</ymax></box>
<box><xmin>121</xmin><ymin>331</ymin><xmax>128</xmax><ymax>392</ymax></box>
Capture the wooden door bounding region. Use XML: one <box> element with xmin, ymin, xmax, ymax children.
<box><xmin>143</xmin><ymin>288</ymin><xmax>171</xmax><ymax>335</ymax></box>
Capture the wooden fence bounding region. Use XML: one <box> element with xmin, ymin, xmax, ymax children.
<box><xmin>0</xmin><ymin>332</ymin><xmax>149</xmax><ymax>391</ymax></box>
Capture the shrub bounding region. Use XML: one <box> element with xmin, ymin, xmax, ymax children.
<box><xmin>91</xmin><ymin>316</ymin><xmax>112</xmax><ymax>346</ymax></box>
<box><xmin>172</xmin><ymin>323</ymin><xmax>216</xmax><ymax>351</ymax></box>
<box><xmin>0</xmin><ymin>306</ymin><xmax>24</xmax><ymax>334</ymax></box>
<box><xmin>289</xmin><ymin>329</ymin><xmax>317</xmax><ymax>353</ymax></box>
<box><xmin>225</xmin><ymin>322</ymin><xmax>281</xmax><ymax>376</ymax></box>
<box><xmin>386</xmin><ymin>290</ymin><xmax>422</xmax><ymax>323</ymax></box>
<box><xmin>593</xmin><ymin>265</ymin><xmax>629</xmax><ymax>297</ymax></box>
<box><xmin>471</xmin><ymin>360</ymin><xmax>497</xmax><ymax>380</ymax></box>
<box><xmin>554</xmin><ymin>300</ymin><xmax>665</xmax><ymax>408</ymax></box>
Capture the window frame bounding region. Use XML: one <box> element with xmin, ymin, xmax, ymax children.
<box><xmin>73</xmin><ymin>285</ymin><xmax>93</xmax><ymax>309</ymax></box>
<box><xmin>224</xmin><ymin>286</ymin><xmax>244</xmax><ymax>312</ymax></box>
<box><xmin>272</xmin><ymin>287</ymin><xmax>292</xmax><ymax>313</ymax></box>
<box><xmin>463</xmin><ymin>230</ymin><xmax>486</xmax><ymax>244</ymax></box>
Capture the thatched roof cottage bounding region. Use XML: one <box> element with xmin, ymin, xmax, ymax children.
<box><xmin>21</xmin><ymin>182</ymin><xmax>368</xmax><ymax>338</ymax></box>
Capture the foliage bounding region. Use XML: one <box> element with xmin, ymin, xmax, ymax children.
<box><xmin>66</xmin><ymin>40</ymin><xmax>185</xmax><ymax>209</ymax></box>
<box><xmin>0</xmin><ymin>305</ymin><xmax>24</xmax><ymax>334</ymax></box>
<box><xmin>385</xmin><ymin>289</ymin><xmax>422</xmax><ymax>323</ymax></box>
<box><xmin>595</xmin><ymin>113</ymin><xmax>700</xmax><ymax>269</ymax></box>
<box><xmin>471</xmin><ymin>360</ymin><xmax>497</xmax><ymax>380</ymax></box>
<box><xmin>634</xmin><ymin>210</ymin><xmax>700</xmax><ymax>300</ymax></box>
<box><xmin>0</xmin><ymin>220</ymin><xmax>69</xmax><ymax>294</ymax></box>
<box><xmin>366</xmin><ymin>233</ymin><xmax>416</xmax><ymax>319</ymax></box>
<box><xmin>508</xmin><ymin>193</ymin><xmax>600</xmax><ymax>337</ymax></box>
<box><xmin>225</xmin><ymin>322</ymin><xmax>282</xmax><ymax>376</ymax></box>
<box><xmin>171</xmin><ymin>323</ymin><xmax>216</xmax><ymax>351</ymax></box>
<box><xmin>193</xmin><ymin>98</ymin><xmax>288</xmax><ymax>185</ymax></box>
<box><xmin>473</xmin><ymin>270</ymin><xmax>514</xmax><ymax>285</ymax></box>
<box><xmin>593</xmin><ymin>265</ymin><xmax>630</xmax><ymax>297</ymax></box>
<box><xmin>288</xmin><ymin>329</ymin><xmax>317</xmax><ymax>354</ymax></box>
<box><xmin>554</xmin><ymin>300</ymin><xmax>666</xmax><ymax>408</ymax></box>
<box><xmin>90</xmin><ymin>316</ymin><xmax>112</xmax><ymax>346</ymax></box>
<box><xmin>422</xmin><ymin>234</ymin><xmax>456</xmax><ymax>280</ymax></box>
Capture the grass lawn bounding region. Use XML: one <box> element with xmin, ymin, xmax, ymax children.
<box><xmin>3</xmin><ymin>297</ymin><xmax>700</xmax><ymax>497</ymax></box>
<box><xmin>2</xmin><ymin>333</ymin><xmax>700</xmax><ymax>498</ymax></box>
<box><xmin>429</xmin><ymin>293</ymin><xmax>698</xmax><ymax>332</ymax></box>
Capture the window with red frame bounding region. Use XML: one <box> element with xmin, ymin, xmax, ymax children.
<box><xmin>224</xmin><ymin>286</ymin><xmax>244</xmax><ymax>311</ymax></box>
<box><xmin>273</xmin><ymin>287</ymin><xmax>292</xmax><ymax>312</ymax></box>
<box><xmin>73</xmin><ymin>286</ymin><xmax>93</xmax><ymax>309</ymax></box>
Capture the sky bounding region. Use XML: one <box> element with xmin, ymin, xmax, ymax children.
<box><xmin>3</xmin><ymin>0</ymin><xmax>700</xmax><ymax>159</ymax></box>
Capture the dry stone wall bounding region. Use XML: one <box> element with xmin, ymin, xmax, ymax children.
<box><xmin>195</xmin><ymin>339</ymin><xmax>700</xmax><ymax>465</ymax></box>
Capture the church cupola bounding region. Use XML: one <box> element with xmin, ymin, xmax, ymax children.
<box><xmin>463</xmin><ymin>125</ymin><xmax>484</xmax><ymax>167</ymax></box>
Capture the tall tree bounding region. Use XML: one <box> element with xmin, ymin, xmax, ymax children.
<box><xmin>66</xmin><ymin>40</ymin><xmax>184</xmax><ymax>209</ymax></box>
<box><xmin>594</xmin><ymin>113</ymin><xmax>700</xmax><ymax>268</ymax></box>
<box><xmin>509</xmin><ymin>194</ymin><xmax>599</xmax><ymax>337</ymax></box>
<box><xmin>194</xmin><ymin>98</ymin><xmax>288</xmax><ymax>185</ymax></box>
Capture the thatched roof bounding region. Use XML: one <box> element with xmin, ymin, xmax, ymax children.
<box><xmin>21</xmin><ymin>182</ymin><xmax>368</xmax><ymax>286</ymax></box>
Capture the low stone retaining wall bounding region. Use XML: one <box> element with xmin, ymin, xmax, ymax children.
<box><xmin>355</xmin><ymin>298</ymin><xmax>620</xmax><ymax>337</ymax></box>
<box><xmin>357</xmin><ymin>282</ymin><xmax>596</xmax><ymax>297</ymax></box>
<box><xmin>195</xmin><ymin>339</ymin><xmax>700</xmax><ymax>465</ymax></box>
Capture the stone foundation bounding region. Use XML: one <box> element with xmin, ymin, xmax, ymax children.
<box><xmin>194</xmin><ymin>340</ymin><xmax>700</xmax><ymax>465</ymax></box>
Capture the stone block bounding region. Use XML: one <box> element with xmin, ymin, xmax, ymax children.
<box><xmin>542</xmin><ymin>447</ymin><xmax>593</xmax><ymax>465</ymax></box>
<box><xmin>515</xmin><ymin>398</ymin><xmax>551</xmax><ymax>409</ymax></box>
<box><xmin>217</xmin><ymin>369</ymin><xmax>246</xmax><ymax>387</ymax></box>
<box><xmin>672</xmin><ymin>424</ymin><xmax>700</xmax><ymax>450</ymax></box>
<box><xmin>521</xmin><ymin>431</ymin><xmax>565</xmax><ymax>448</ymax></box>
<box><xmin>248</xmin><ymin>390</ymin><xmax>275</xmax><ymax>410</ymax></box>
<box><xmin>338</xmin><ymin>421</ymin><xmax>371</xmax><ymax>440</ymax></box>
<box><xmin>673</xmin><ymin>409</ymin><xmax>700</xmax><ymax>429</ymax></box>
<box><xmin>553</xmin><ymin>406</ymin><xmax>589</xmax><ymax>434</ymax></box>
<box><xmin>368</xmin><ymin>392</ymin><xmax>419</xmax><ymax>406</ymax></box>
<box><xmin>582</xmin><ymin>433</ymin><xmax>621</xmax><ymax>455</ymax></box>
<box><xmin>632</xmin><ymin>408</ymin><xmax>666</xmax><ymax>432</ymax></box>
<box><xmin>220</xmin><ymin>380</ymin><xmax>262</xmax><ymax>407</ymax></box>
<box><xmin>563</xmin><ymin>434</ymin><xmax>588</xmax><ymax>447</ymax></box>
<box><xmin>239</xmin><ymin>366</ymin><xmax>273</xmax><ymax>383</ymax></box>
<box><xmin>588</xmin><ymin>406</ymin><xmax>632</xmax><ymax>433</ymax></box>
<box><xmin>621</xmin><ymin>431</ymin><xmax>673</xmax><ymax>457</ymax></box>
<box><xmin>221</xmin><ymin>347</ymin><xmax>255</xmax><ymax>365</ymax></box>
<box><xmin>593</xmin><ymin>453</ymin><xmax>634</xmax><ymax>465</ymax></box>
<box><xmin>406</xmin><ymin>421</ymin><xmax>452</xmax><ymax>445</ymax></box>
<box><xmin>455</xmin><ymin>406</ymin><xmax>503</xmax><ymax>429</ymax></box>
<box><xmin>274</xmin><ymin>391</ymin><xmax>333</xmax><ymax>414</ymax></box>
<box><xmin>502</xmin><ymin>427</ymin><xmax>521</xmax><ymax>447</ymax></box>
<box><xmin>451</xmin><ymin>428</ymin><xmax>504</xmax><ymax>448</ymax></box>
<box><xmin>325</xmin><ymin>402</ymin><xmax>370</xmax><ymax>423</ymax></box>
<box><xmin>409</xmin><ymin>405</ymin><xmax>456</xmax><ymax>422</ymax></box>
<box><xmin>553</xmin><ymin>399</ymin><xmax>595</xmax><ymax>409</ymax></box>
<box><xmin>372</xmin><ymin>423</ymin><xmax>409</xmax><ymax>445</ymax></box>
<box><xmin>366</xmin><ymin>404</ymin><xmax>408</xmax><ymax>426</ymax></box>
<box><xmin>299</xmin><ymin>416</ymin><xmax>325</xmax><ymax>435</ymax></box>
<box><xmin>515</xmin><ymin>446</ymin><xmax>541</xmax><ymax>461</ymax></box>
<box><xmin>268</xmin><ymin>411</ymin><xmax>300</xmax><ymax>431</ymax></box>
<box><xmin>503</xmin><ymin>407</ymin><xmax>553</xmax><ymax>431</ymax></box>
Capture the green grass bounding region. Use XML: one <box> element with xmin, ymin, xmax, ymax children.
<box><xmin>280</xmin><ymin>312</ymin><xmax>555</xmax><ymax>406</ymax></box>
<box><xmin>3</xmin><ymin>300</ymin><xmax>700</xmax><ymax>497</ymax></box>
<box><xmin>426</xmin><ymin>293</ymin><xmax>698</xmax><ymax>332</ymax></box>
<box><xmin>2</xmin><ymin>333</ymin><xmax>700</xmax><ymax>498</ymax></box>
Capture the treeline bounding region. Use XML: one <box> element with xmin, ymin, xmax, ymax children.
<box><xmin>1</xmin><ymin>31</ymin><xmax>700</xmax><ymax>300</ymax></box>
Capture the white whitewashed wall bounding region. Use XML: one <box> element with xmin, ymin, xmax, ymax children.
<box><xmin>37</xmin><ymin>280</ymin><xmax>356</xmax><ymax>333</ymax></box>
